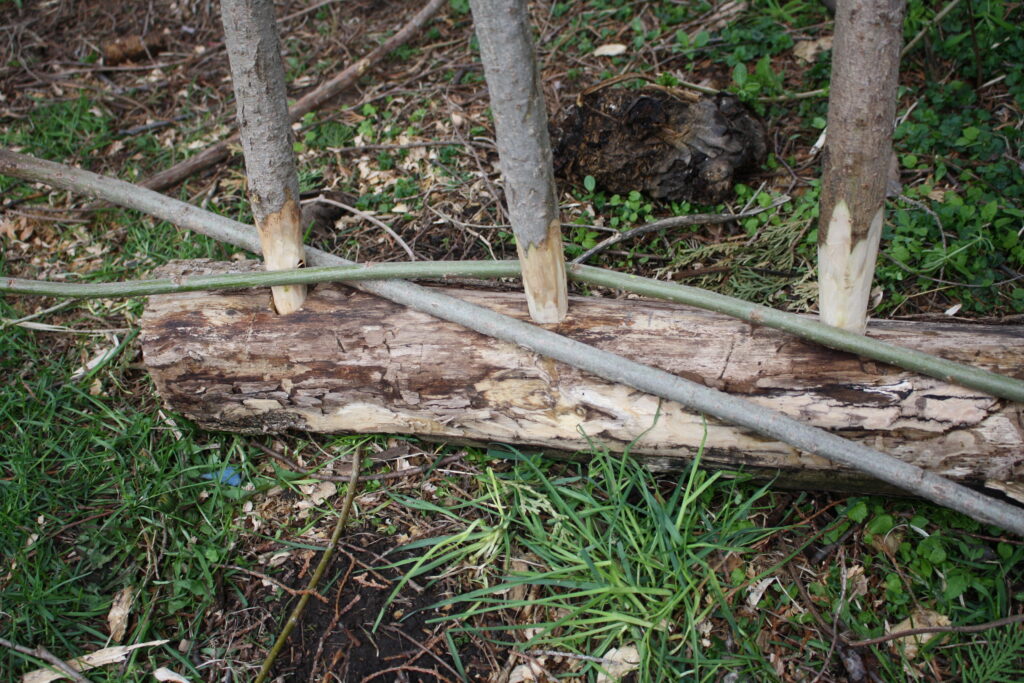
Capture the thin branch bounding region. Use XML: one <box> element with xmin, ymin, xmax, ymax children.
<box><xmin>314</xmin><ymin>197</ymin><xmax>417</xmax><ymax>260</ymax></box>
<box><xmin>901</xmin><ymin>0</ymin><xmax>961</xmax><ymax>57</ymax></box>
<box><xmin>139</xmin><ymin>0</ymin><xmax>447</xmax><ymax>192</ymax></box>
<box><xmin>218</xmin><ymin>564</ymin><xmax>328</xmax><ymax>603</ymax></box>
<box><xmin>253</xmin><ymin>447</ymin><xmax>363</xmax><ymax>683</ymax></box>
<box><xmin>570</xmin><ymin>196</ymin><xmax>790</xmax><ymax>264</ymax></box>
<box><xmin>325</xmin><ymin>140</ymin><xmax>463</xmax><ymax>153</ymax></box>
<box><xmin>0</xmin><ymin>636</ymin><xmax>91</xmax><ymax>683</ymax></box>
<box><xmin>2</xmin><ymin>149</ymin><xmax>1023</xmax><ymax>536</ymax></box>
<box><xmin>0</xmin><ymin>299</ymin><xmax>75</xmax><ymax>329</ymax></box>
<box><xmin>848</xmin><ymin>613</ymin><xmax>1024</xmax><ymax>648</ymax></box>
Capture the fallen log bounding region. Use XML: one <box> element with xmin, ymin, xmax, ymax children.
<box><xmin>142</xmin><ymin>260</ymin><xmax>1024</xmax><ymax>495</ymax></box>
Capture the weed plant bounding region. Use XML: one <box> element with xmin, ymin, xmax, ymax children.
<box><xmin>386</xmin><ymin>444</ymin><xmax>783</xmax><ymax>680</ymax></box>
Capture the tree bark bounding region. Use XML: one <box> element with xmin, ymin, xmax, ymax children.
<box><xmin>469</xmin><ymin>0</ymin><xmax>568</xmax><ymax>323</ymax></box>
<box><xmin>142</xmin><ymin>260</ymin><xmax>1024</xmax><ymax>496</ymax></box>
<box><xmin>221</xmin><ymin>0</ymin><xmax>306</xmax><ymax>313</ymax></box>
<box><xmin>817</xmin><ymin>0</ymin><xmax>904</xmax><ymax>333</ymax></box>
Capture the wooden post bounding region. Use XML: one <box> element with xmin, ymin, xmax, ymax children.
<box><xmin>468</xmin><ymin>0</ymin><xmax>568</xmax><ymax>323</ymax></box>
<box><xmin>817</xmin><ymin>0</ymin><xmax>904</xmax><ymax>333</ymax></box>
<box><xmin>221</xmin><ymin>0</ymin><xmax>306</xmax><ymax>314</ymax></box>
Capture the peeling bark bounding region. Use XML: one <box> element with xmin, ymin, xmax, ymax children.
<box><xmin>818</xmin><ymin>0</ymin><xmax>904</xmax><ymax>333</ymax></box>
<box><xmin>221</xmin><ymin>0</ymin><xmax>306</xmax><ymax>313</ymax></box>
<box><xmin>469</xmin><ymin>0</ymin><xmax>567</xmax><ymax>323</ymax></box>
<box><xmin>142</xmin><ymin>260</ymin><xmax>1024</xmax><ymax>495</ymax></box>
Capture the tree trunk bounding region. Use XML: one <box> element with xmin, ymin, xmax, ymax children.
<box><xmin>817</xmin><ymin>0</ymin><xmax>904</xmax><ymax>333</ymax></box>
<box><xmin>221</xmin><ymin>0</ymin><xmax>306</xmax><ymax>314</ymax></box>
<box><xmin>468</xmin><ymin>0</ymin><xmax>568</xmax><ymax>323</ymax></box>
<box><xmin>141</xmin><ymin>260</ymin><xmax>1024</xmax><ymax>496</ymax></box>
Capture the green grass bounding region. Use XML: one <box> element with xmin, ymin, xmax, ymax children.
<box><xmin>385</xmin><ymin>444</ymin><xmax>784</xmax><ymax>679</ymax></box>
<box><xmin>382</xmin><ymin>445</ymin><xmax>1024</xmax><ymax>681</ymax></box>
<box><xmin>0</xmin><ymin>310</ymin><xmax>266</xmax><ymax>678</ymax></box>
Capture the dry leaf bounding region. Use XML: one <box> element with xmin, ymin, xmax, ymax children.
<box><xmin>746</xmin><ymin>576</ymin><xmax>775</xmax><ymax>607</ymax></box>
<box><xmin>846</xmin><ymin>565</ymin><xmax>869</xmax><ymax>599</ymax></box>
<box><xmin>22</xmin><ymin>640</ymin><xmax>168</xmax><ymax>682</ymax></box>
<box><xmin>153</xmin><ymin>668</ymin><xmax>191</xmax><ymax>682</ymax></box>
<box><xmin>509</xmin><ymin>660</ymin><xmax>545</xmax><ymax>683</ymax></box>
<box><xmin>793</xmin><ymin>36</ymin><xmax>833</xmax><ymax>63</ymax></box>
<box><xmin>596</xmin><ymin>645</ymin><xmax>640</xmax><ymax>682</ymax></box>
<box><xmin>888</xmin><ymin>608</ymin><xmax>951</xmax><ymax>659</ymax></box>
<box><xmin>593</xmin><ymin>43</ymin><xmax>627</xmax><ymax>57</ymax></box>
<box><xmin>107</xmin><ymin>586</ymin><xmax>136</xmax><ymax>642</ymax></box>
<box><xmin>70</xmin><ymin>335</ymin><xmax>120</xmax><ymax>381</ymax></box>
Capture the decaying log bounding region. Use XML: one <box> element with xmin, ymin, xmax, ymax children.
<box><xmin>141</xmin><ymin>260</ymin><xmax>1024</xmax><ymax>495</ymax></box>
<box><xmin>552</xmin><ymin>87</ymin><xmax>767</xmax><ymax>204</ymax></box>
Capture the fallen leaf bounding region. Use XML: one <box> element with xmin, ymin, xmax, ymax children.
<box><xmin>746</xmin><ymin>576</ymin><xmax>775</xmax><ymax>607</ymax></box>
<box><xmin>593</xmin><ymin>43</ymin><xmax>627</xmax><ymax>57</ymax></box>
<box><xmin>888</xmin><ymin>609</ymin><xmax>951</xmax><ymax>659</ymax></box>
<box><xmin>153</xmin><ymin>668</ymin><xmax>191</xmax><ymax>682</ymax></box>
<box><xmin>597</xmin><ymin>645</ymin><xmax>640</xmax><ymax>682</ymax></box>
<box><xmin>107</xmin><ymin>586</ymin><xmax>136</xmax><ymax>642</ymax></box>
<box><xmin>509</xmin><ymin>660</ymin><xmax>545</xmax><ymax>683</ymax></box>
<box><xmin>22</xmin><ymin>640</ymin><xmax>169</xmax><ymax>683</ymax></box>
<box><xmin>793</xmin><ymin>36</ymin><xmax>833</xmax><ymax>63</ymax></box>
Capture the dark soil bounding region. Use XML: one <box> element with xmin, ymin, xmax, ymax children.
<box><xmin>250</xmin><ymin>530</ymin><xmax>493</xmax><ymax>682</ymax></box>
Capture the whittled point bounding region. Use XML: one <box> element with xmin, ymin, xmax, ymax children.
<box><xmin>517</xmin><ymin>219</ymin><xmax>568</xmax><ymax>323</ymax></box>
<box><xmin>257</xmin><ymin>198</ymin><xmax>307</xmax><ymax>314</ymax></box>
<box><xmin>817</xmin><ymin>200</ymin><xmax>883</xmax><ymax>334</ymax></box>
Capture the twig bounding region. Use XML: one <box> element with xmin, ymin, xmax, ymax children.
<box><xmin>361</xmin><ymin>664</ymin><xmax>453</xmax><ymax>683</ymax></box>
<box><xmin>325</xmin><ymin>140</ymin><xmax>463</xmax><ymax>153</ymax></box>
<box><xmin>901</xmin><ymin>0</ymin><xmax>961</xmax><ymax>57</ymax></box>
<box><xmin>570</xmin><ymin>195</ymin><xmax>790</xmax><ymax>264</ymax></box>
<box><xmin>525</xmin><ymin>649</ymin><xmax>619</xmax><ymax>664</ymax></box>
<box><xmin>219</xmin><ymin>564</ymin><xmax>328</xmax><ymax>603</ymax></box>
<box><xmin>314</xmin><ymin>196</ymin><xmax>417</xmax><ymax>261</ymax></box>
<box><xmin>308</xmin><ymin>555</ymin><xmax>359</xmax><ymax>680</ymax></box>
<box><xmin>0</xmin><ymin>636</ymin><xmax>91</xmax><ymax>682</ymax></box>
<box><xmin>254</xmin><ymin>442</ymin><xmax>464</xmax><ymax>483</ymax></box>
<box><xmin>0</xmin><ymin>299</ymin><xmax>75</xmax><ymax>330</ymax></box>
<box><xmin>757</xmin><ymin>88</ymin><xmax>828</xmax><ymax>103</ymax></box>
<box><xmin>139</xmin><ymin>0</ymin><xmax>447</xmax><ymax>192</ymax></box>
<box><xmin>848</xmin><ymin>613</ymin><xmax>1024</xmax><ymax>648</ymax></box>
<box><xmin>3</xmin><ymin>208</ymin><xmax>91</xmax><ymax>223</ymax></box>
<box><xmin>384</xmin><ymin>627</ymin><xmax>463</xmax><ymax>680</ymax></box>
<box><xmin>253</xmin><ymin>447</ymin><xmax>363</xmax><ymax>683</ymax></box>
<box><xmin>3</xmin><ymin>150</ymin><xmax>1024</xmax><ymax>536</ymax></box>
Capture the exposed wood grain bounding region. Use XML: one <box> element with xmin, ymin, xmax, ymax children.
<box><xmin>142</xmin><ymin>260</ymin><xmax>1024</xmax><ymax>494</ymax></box>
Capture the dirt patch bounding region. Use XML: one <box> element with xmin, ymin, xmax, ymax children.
<box><xmin>252</xmin><ymin>530</ymin><xmax>493</xmax><ymax>682</ymax></box>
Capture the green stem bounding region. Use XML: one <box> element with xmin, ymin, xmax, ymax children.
<box><xmin>4</xmin><ymin>261</ymin><xmax>1023</xmax><ymax>404</ymax></box>
<box><xmin>253</xmin><ymin>447</ymin><xmax>363</xmax><ymax>683</ymax></box>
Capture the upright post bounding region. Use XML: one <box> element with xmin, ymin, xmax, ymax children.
<box><xmin>817</xmin><ymin>0</ymin><xmax>904</xmax><ymax>332</ymax></box>
<box><xmin>468</xmin><ymin>0</ymin><xmax>568</xmax><ymax>323</ymax></box>
<box><xmin>221</xmin><ymin>0</ymin><xmax>306</xmax><ymax>314</ymax></box>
